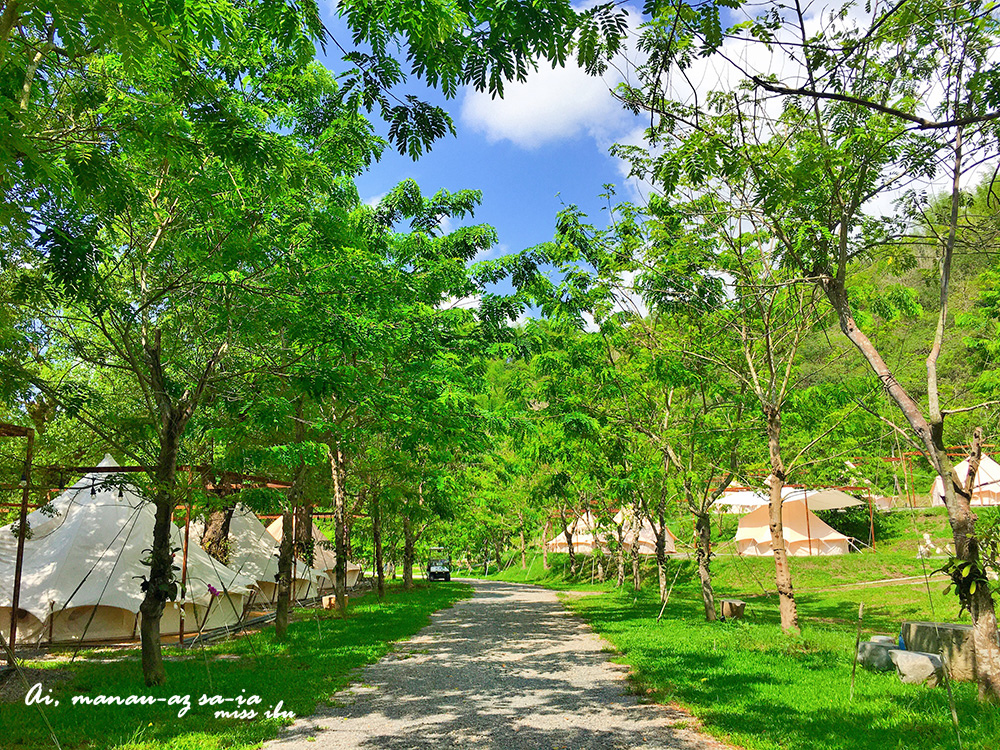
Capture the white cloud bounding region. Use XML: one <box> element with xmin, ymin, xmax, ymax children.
<box><xmin>460</xmin><ymin>3</ymin><xmax>646</xmax><ymax>150</ymax></box>
<box><xmin>460</xmin><ymin>60</ymin><xmax>631</xmax><ymax>149</ymax></box>
<box><xmin>437</xmin><ymin>214</ymin><xmax>455</xmax><ymax>235</ymax></box>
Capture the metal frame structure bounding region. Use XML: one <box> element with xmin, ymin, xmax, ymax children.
<box><xmin>2</xmin><ymin>448</ymin><xmax>293</xmax><ymax>655</ymax></box>
<box><xmin>1</xmin><ymin>421</ymin><xmax>34</xmax><ymax>665</ymax></box>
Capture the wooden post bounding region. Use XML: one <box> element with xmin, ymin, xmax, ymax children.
<box><xmin>8</xmin><ymin>427</ymin><xmax>34</xmax><ymax>664</ymax></box>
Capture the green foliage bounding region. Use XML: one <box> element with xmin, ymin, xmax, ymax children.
<box><xmin>815</xmin><ymin>506</ymin><xmax>901</xmax><ymax>545</ymax></box>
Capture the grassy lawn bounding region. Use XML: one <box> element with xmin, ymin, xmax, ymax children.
<box><xmin>3</xmin><ymin>582</ymin><xmax>471</xmax><ymax>750</ymax></box>
<box><xmin>486</xmin><ymin>509</ymin><xmax>999</xmax><ymax>750</ymax></box>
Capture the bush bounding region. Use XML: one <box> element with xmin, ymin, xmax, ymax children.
<box><xmin>816</xmin><ymin>505</ymin><xmax>902</xmax><ymax>543</ymax></box>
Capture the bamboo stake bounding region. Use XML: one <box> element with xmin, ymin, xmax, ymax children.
<box><xmin>850</xmin><ymin>601</ymin><xmax>864</xmax><ymax>701</ymax></box>
<box><xmin>656</xmin><ymin>563</ymin><xmax>683</xmax><ymax>623</ymax></box>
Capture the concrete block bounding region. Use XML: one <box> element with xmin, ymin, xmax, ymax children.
<box><xmin>900</xmin><ymin>621</ymin><xmax>976</xmax><ymax>682</ymax></box>
<box><xmin>857</xmin><ymin>641</ymin><xmax>899</xmax><ymax>672</ymax></box>
<box><xmin>890</xmin><ymin>649</ymin><xmax>945</xmax><ymax>687</ymax></box>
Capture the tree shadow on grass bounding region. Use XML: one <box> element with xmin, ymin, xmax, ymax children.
<box><xmin>569</xmin><ymin>587</ymin><xmax>1000</xmax><ymax>750</ymax></box>
<box><xmin>3</xmin><ymin>584</ymin><xmax>471</xmax><ymax>749</ymax></box>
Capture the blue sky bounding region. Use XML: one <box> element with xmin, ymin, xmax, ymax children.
<box><xmin>315</xmin><ymin>6</ymin><xmax>650</xmax><ymax>268</ymax></box>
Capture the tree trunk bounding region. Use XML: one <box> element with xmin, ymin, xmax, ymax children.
<box><xmin>294</xmin><ymin>502</ymin><xmax>314</xmax><ymax>568</ymax></box>
<box><xmin>275</xmin><ymin>508</ymin><xmax>294</xmax><ymax>640</ymax></box>
<box><xmin>630</xmin><ymin>502</ymin><xmax>642</xmax><ymax>591</ymax></box>
<box><xmin>371</xmin><ymin>492</ymin><xmax>385</xmax><ymax>599</ymax></box>
<box><xmin>695</xmin><ymin>511</ymin><xmax>717</xmax><ymax>622</ymax></box>
<box><xmin>936</xmin><ymin>430</ymin><xmax>1000</xmax><ymax>701</ymax></box>
<box><xmin>542</xmin><ymin>519</ymin><xmax>550</xmax><ymax>569</ymax></box>
<box><xmin>200</xmin><ymin>501</ymin><xmax>236</xmax><ymax>566</ymax></box>
<box><xmin>562</xmin><ymin>520</ymin><xmax>576</xmax><ymax>576</ymax></box>
<box><xmin>615</xmin><ymin>525</ymin><xmax>626</xmax><ymax>588</ymax></box>
<box><xmin>823</xmin><ymin>270</ymin><xmax>1000</xmax><ymax>699</ymax></box>
<box><xmin>519</xmin><ymin>513</ymin><xmax>527</xmax><ymax>569</ymax></box>
<box><xmin>278</xmin><ymin>403</ymin><xmax>307</xmax><ymax>634</ymax></box>
<box><xmin>138</xmin><ymin>409</ymin><xmax>183</xmax><ymax>686</ymax></box>
<box><xmin>765</xmin><ymin>407</ymin><xmax>798</xmax><ymax>634</ymax></box>
<box><xmin>403</xmin><ymin>514</ymin><xmax>415</xmax><ymax>590</ymax></box>
<box><xmin>328</xmin><ymin>443</ymin><xmax>348</xmax><ymax>614</ymax></box>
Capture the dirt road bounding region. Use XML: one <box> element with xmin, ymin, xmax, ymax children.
<box><xmin>267</xmin><ymin>580</ymin><xmax>728</xmax><ymax>750</ymax></box>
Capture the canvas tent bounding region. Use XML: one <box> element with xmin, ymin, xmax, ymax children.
<box><xmin>718</xmin><ymin>486</ymin><xmax>864</xmax><ymax>513</ymax></box>
<box><xmin>734</xmin><ymin>499</ymin><xmax>851</xmax><ymax>557</ymax></box>
<box><xmin>192</xmin><ymin>505</ymin><xmax>329</xmax><ymax>603</ymax></box>
<box><xmin>0</xmin><ymin>456</ymin><xmax>253</xmax><ymax>645</ymax></box>
<box><xmin>931</xmin><ymin>455</ymin><xmax>1000</xmax><ymax>506</ymax></box>
<box><xmin>265</xmin><ymin>518</ymin><xmax>362</xmax><ymax>588</ymax></box>
<box><xmin>714</xmin><ymin>489</ymin><xmax>770</xmax><ymax>514</ymax></box>
<box><xmin>612</xmin><ymin>509</ymin><xmax>676</xmax><ymax>555</ymax></box>
<box><xmin>544</xmin><ymin>511</ymin><xmax>604</xmax><ymax>554</ymax></box>
<box><xmin>782</xmin><ymin>488</ymin><xmax>865</xmax><ymax>511</ymax></box>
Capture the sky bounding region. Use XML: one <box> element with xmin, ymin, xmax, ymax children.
<box><xmin>315</xmin><ymin>5</ymin><xmax>651</xmax><ymax>268</ymax></box>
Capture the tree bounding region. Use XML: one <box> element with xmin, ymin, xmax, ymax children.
<box><xmin>14</xmin><ymin>26</ymin><xmax>380</xmax><ymax>680</ymax></box>
<box><xmin>612</xmin><ymin>0</ymin><xmax>1000</xmax><ymax>693</ymax></box>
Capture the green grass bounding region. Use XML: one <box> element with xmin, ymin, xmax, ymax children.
<box><xmin>566</xmin><ymin>586</ymin><xmax>999</xmax><ymax>750</ymax></box>
<box><xmin>485</xmin><ymin>509</ymin><xmax>998</xmax><ymax>750</ymax></box>
<box><xmin>4</xmin><ymin>582</ymin><xmax>471</xmax><ymax>749</ymax></box>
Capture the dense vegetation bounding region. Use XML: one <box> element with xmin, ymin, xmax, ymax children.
<box><xmin>3</xmin><ymin>0</ymin><xmax>1000</xmax><ymax>724</ymax></box>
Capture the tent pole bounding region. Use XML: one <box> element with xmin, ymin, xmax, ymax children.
<box><xmin>8</xmin><ymin>427</ymin><xmax>34</xmax><ymax>665</ymax></box>
<box><xmin>905</xmin><ymin>453</ymin><xmax>916</xmax><ymax>508</ymax></box>
<box><xmin>179</xmin><ymin>499</ymin><xmax>191</xmax><ymax>645</ymax></box>
<box><xmin>804</xmin><ymin>491</ymin><xmax>813</xmax><ymax>556</ymax></box>
<box><xmin>867</xmin><ymin>488</ymin><xmax>875</xmax><ymax>549</ymax></box>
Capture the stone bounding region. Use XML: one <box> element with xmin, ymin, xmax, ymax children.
<box><xmin>322</xmin><ymin>595</ymin><xmax>338</xmax><ymax>610</ymax></box>
<box><xmin>870</xmin><ymin>635</ymin><xmax>897</xmax><ymax>645</ymax></box>
<box><xmin>721</xmin><ymin>600</ymin><xmax>746</xmax><ymax>620</ymax></box>
<box><xmin>900</xmin><ymin>621</ymin><xmax>978</xmax><ymax>682</ymax></box>
<box><xmin>890</xmin><ymin>650</ymin><xmax>945</xmax><ymax>687</ymax></box>
<box><xmin>857</xmin><ymin>641</ymin><xmax>899</xmax><ymax>672</ymax></box>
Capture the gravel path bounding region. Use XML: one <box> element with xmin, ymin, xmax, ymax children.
<box><xmin>267</xmin><ymin>580</ymin><xmax>729</xmax><ymax>750</ymax></box>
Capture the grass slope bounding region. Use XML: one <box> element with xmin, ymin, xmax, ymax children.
<box><xmin>3</xmin><ymin>582</ymin><xmax>471</xmax><ymax>750</ymax></box>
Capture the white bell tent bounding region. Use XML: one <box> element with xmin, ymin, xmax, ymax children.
<box><xmin>544</xmin><ymin>511</ymin><xmax>604</xmax><ymax>554</ymax></box>
<box><xmin>734</xmin><ymin>499</ymin><xmax>851</xmax><ymax>556</ymax></box>
<box><xmin>930</xmin><ymin>455</ymin><xmax>1000</xmax><ymax>506</ymax></box>
<box><xmin>192</xmin><ymin>505</ymin><xmax>329</xmax><ymax>603</ymax></box>
<box><xmin>0</xmin><ymin>456</ymin><xmax>253</xmax><ymax>645</ymax></box>
<box><xmin>612</xmin><ymin>508</ymin><xmax>676</xmax><ymax>555</ymax></box>
<box><xmin>265</xmin><ymin>517</ymin><xmax>362</xmax><ymax>588</ymax></box>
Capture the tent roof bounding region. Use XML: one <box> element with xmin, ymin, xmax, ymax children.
<box><xmin>734</xmin><ymin>500</ymin><xmax>850</xmax><ymax>546</ymax></box>
<box><xmin>265</xmin><ymin>517</ymin><xmax>360</xmax><ymax>574</ymax></box>
<box><xmin>0</xmin><ymin>455</ymin><xmax>253</xmax><ymax>622</ymax></box>
<box><xmin>194</xmin><ymin>505</ymin><xmax>327</xmax><ymax>588</ymax></box>
<box><xmin>717</xmin><ymin>486</ymin><xmax>864</xmax><ymax>511</ymax></box>
<box><xmin>782</xmin><ymin>488</ymin><xmax>864</xmax><ymax>510</ymax></box>
<box><xmin>715</xmin><ymin>490</ymin><xmax>770</xmax><ymax>510</ymax></box>
<box><xmin>612</xmin><ymin>509</ymin><xmax>678</xmax><ymax>543</ymax></box>
<box><xmin>931</xmin><ymin>455</ymin><xmax>1000</xmax><ymax>505</ymax></box>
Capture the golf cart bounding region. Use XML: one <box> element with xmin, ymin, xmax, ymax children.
<box><xmin>427</xmin><ymin>547</ymin><xmax>452</xmax><ymax>582</ymax></box>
